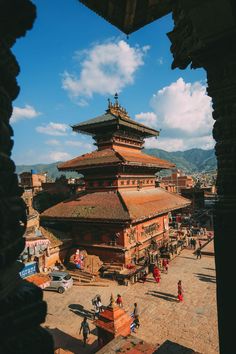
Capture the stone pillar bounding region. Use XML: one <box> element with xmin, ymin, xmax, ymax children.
<box><xmin>0</xmin><ymin>1</ymin><xmax>54</xmax><ymax>353</ymax></box>
<box><xmin>168</xmin><ymin>1</ymin><xmax>236</xmax><ymax>352</ymax></box>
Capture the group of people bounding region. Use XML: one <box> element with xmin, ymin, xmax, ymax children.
<box><xmin>80</xmin><ymin>277</ymin><xmax>184</xmax><ymax>347</ymax></box>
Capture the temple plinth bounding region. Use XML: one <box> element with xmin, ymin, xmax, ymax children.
<box><xmin>94</xmin><ymin>294</ymin><xmax>132</xmax><ymax>348</ymax></box>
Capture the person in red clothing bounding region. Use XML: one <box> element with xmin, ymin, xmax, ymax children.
<box><xmin>177</xmin><ymin>280</ymin><xmax>183</xmax><ymax>302</ymax></box>
<box><xmin>162</xmin><ymin>258</ymin><xmax>169</xmax><ymax>274</ymax></box>
<box><xmin>153</xmin><ymin>265</ymin><xmax>161</xmax><ymax>283</ymax></box>
<box><xmin>116</xmin><ymin>294</ymin><xmax>123</xmax><ymax>308</ymax></box>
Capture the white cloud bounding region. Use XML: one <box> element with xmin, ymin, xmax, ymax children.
<box><xmin>135</xmin><ymin>112</ymin><xmax>158</xmax><ymax>129</ymax></box>
<box><xmin>145</xmin><ymin>135</ymin><xmax>215</xmax><ymax>151</ymax></box>
<box><xmin>36</xmin><ymin>122</ymin><xmax>68</xmax><ymax>136</ymax></box>
<box><xmin>11</xmin><ymin>104</ymin><xmax>41</xmax><ymax>123</ymax></box>
<box><xmin>62</xmin><ymin>40</ymin><xmax>149</xmax><ymax>104</ymax></box>
<box><xmin>157</xmin><ymin>57</ymin><xmax>163</xmax><ymax>65</ymax></box>
<box><xmin>48</xmin><ymin>151</ymin><xmax>71</xmax><ymax>162</ymax></box>
<box><xmin>45</xmin><ymin>139</ymin><xmax>60</xmax><ymax>146</ymax></box>
<box><xmin>136</xmin><ymin>78</ymin><xmax>214</xmax><ymax>151</ymax></box>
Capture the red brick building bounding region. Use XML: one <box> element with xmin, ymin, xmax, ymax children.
<box><xmin>20</xmin><ymin>170</ymin><xmax>47</xmax><ymax>192</ymax></box>
<box><xmin>161</xmin><ymin>170</ymin><xmax>194</xmax><ymax>194</ymax></box>
<box><xmin>40</xmin><ymin>97</ymin><xmax>190</xmax><ymax>265</ymax></box>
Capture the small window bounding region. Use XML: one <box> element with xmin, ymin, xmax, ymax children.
<box><xmin>63</xmin><ymin>274</ymin><xmax>71</xmax><ymax>280</ymax></box>
<box><xmin>132</xmin><ymin>180</ymin><xmax>135</xmax><ymax>185</ymax></box>
<box><xmin>121</xmin><ymin>181</ymin><xmax>124</xmax><ymax>185</ymax></box>
<box><xmin>127</xmin><ymin>180</ymin><xmax>130</xmax><ymax>185</ymax></box>
<box><xmin>52</xmin><ymin>276</ymin><xmax>61</xmax><ymax>281</ymax></box>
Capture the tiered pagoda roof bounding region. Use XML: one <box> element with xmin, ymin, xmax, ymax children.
<box><xmin>41</xmin><ymin>96</ymin><xmax>191</xmax><ymax>225</ymax></box>
<box><xmin>58</xmin><ymin>148</ymin><xmax>174</xmax><ymax>171</ymax></box>
<box><xmin>40</xmin><ymin>188</ymin><xmax>190</xmax><ymax>223</ymax></box>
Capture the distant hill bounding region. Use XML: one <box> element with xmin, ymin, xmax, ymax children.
<box><xmin>16</xmin><ymin>148</ymin><xmax>217</xmax><ymax>179</ymax></box>
<box><xmin>143</xmin><ymin>148</ymin><xmax>217</xmax><ymax>173</ymax></box>
<box><xmin>15</xmin><ymin>162</ymin><xmax>78</xmax><ymax>180</ymax></box>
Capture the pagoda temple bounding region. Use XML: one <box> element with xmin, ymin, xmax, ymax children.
<box><xmin>40</xmin><ymin>95</ymin><xmax>190</xmax><ymax>265</ymax></box>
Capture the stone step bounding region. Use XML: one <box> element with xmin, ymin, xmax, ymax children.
<box><xmin>103</xmin><ymin>262</ymin><xmax>123</xmax><ymax>267</ymax></box>
<box><xmin>73</xmin><ymin>282</ymin><xmax>110</xmax><ymax>287</ymax></box>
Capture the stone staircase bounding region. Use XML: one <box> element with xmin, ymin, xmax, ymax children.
<box><xmin>68</xmin><ymin>269</ymin><xmax>95</xmax><ymax>285</ymax></box>
<box><xmin>102</xmin><ymin>262</ymin><xmax>124</xmax><ymax>277</ymax></box>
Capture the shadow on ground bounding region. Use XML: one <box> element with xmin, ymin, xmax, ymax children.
<box><xmin>46</xmin><ymin>327</ymin><xmax>97</xmax><ymax>354</ymax></box>
<box><xmin>69</xmin><ymin>304</ymin><xmax>94</xmax><ymax>319</ymax></box>
<box><xmin>146</xmin><ymin>290</ymin><xmax>178</xmax><ymax>302</ymax></box>
<box><xmin>178</xmin><ymin>256</ymin><xmax>196</xmax><ymax>260</ymax></box>
<box><xmin>203</xmin><ymin>267</ymin><xmax>215</xmax><ymax>271</ymax></box>
<box><xmin>154</xmin><ymin>339</ymin><xmax>200</xmax><ymax>353</ymax></box>
<box><xmin>194</xmin><ymin>273</ymin><xmax>216</xmax><ymax>283</ymax></box>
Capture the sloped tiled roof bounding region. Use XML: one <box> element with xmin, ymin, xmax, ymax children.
<box><xmin>40</xmin><ymin>191</ymin><xmax>130</xmax><ymax>222</ymax></box>
<box><xmin>73</xmin><ymin>113</ymin><xmax>116</xmax><ymax>127</ymax></box>
<box><xmin>117</xmin><ymin>150</ymin><xmax>174</xmax><ymax>169</ymax></box>
<box><xmin>58</xmin><ymin>149</ymin><xmax>120</xmax><ymax>171</ymax></box>
<box><xmin>58</xmin><ymin>148</ymin><xmax>174</xmax><ymax>171</ymax></box>
<box><xmin>40</xmin><ymin>188</ymin><xmax>190</xmax><ymax>223</ymax></box>
<box><xmin>119</xmin><ymin>188</ymin><xmax>191</xmax><ymax>222</ymax></box>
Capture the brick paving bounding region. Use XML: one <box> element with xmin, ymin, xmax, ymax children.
<box><xmin>43</xmin><ymin>249</ymin><xmax>219</xmax><ymax>354</ymax></box>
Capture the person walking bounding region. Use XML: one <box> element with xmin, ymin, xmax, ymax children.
<box><xmin>162</xmin><ymin>258</ymin><xmax>169</xmax><ymax>274</ymax></box>
<box><xmin>141</xmin><ymin>270</ymin><xmax>147</xmax><ymax>283</ymax></box>
<box><xmin>133</xmin><ymin>302</ymin><xmax>140</xmax><ymax>328</ymax></box>
<box><xmin>96</xmin><ymin>296</ymin><xmax>103</xmax><ymax>313</ymax></box>
<box><xmin>196</xmin><ymin>248</ymin><xmax>202</xmax><ymax>259</ymax></box>
<box><xmin>153</xmin><ymin>265</ymin><xmax>161</xmax><ymax>283</ymax></box>
<box><xmin>79</xmin><ymin>316</ymin><xmax>90</xmax><ymax>347</ymax></box>
<box><xmin>116</xmin><ymin>294</ymin><xmax>123</xmax><ymax>308</ymax></box>
<box><xmin>177</xmin><ymin>280</ymin><xmax>184</xmax><ymax>302</ymax></box>
<box><xmin>93</xmin><ymin>299</ymin><xmax>100</xmax><ymax>319</ymax></box>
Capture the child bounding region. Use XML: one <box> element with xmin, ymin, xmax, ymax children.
<box><xmin>116</xmin><ymin>294</ymin><xmax>123</xmax><ymax>307</ymax></box>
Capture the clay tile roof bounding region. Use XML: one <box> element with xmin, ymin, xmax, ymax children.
<box><xmin>117</xmin><ymin>150</ymin><xmax>175</xmax><ymax>169</ymax></box>
<box><xmin>58</xmin><ymin>149</ymin><xmax>121</xmax><ymax>171</ymax></box>
<box><xmin>40</xmin><ymin>191</ymin><xmax>130</xmax><ymax>222</ymax></box>
<box><xmin>58</xmin><ymin>149</ymin><xmax>174</xmax><ymax>171</ymax></box>
<box><xmin>119</xmin><ymin>188</ymin><xmax>191</xmax><ymax>222</ymax></box>
<box><xmin>40</xmin><ymin>188</ymin><xmax>190</xmax><ymax>224</ymax></box>
<box><xmin>39</xmin><ymin>227</ymin><xmax>70</xmax><ymax>247</ymax></box>
<box><xmin>72</xmin><ymin>113</ymin><xmax>116</xmax><ymax>128</ymax></box>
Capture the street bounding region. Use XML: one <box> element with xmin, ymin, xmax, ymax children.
<box><xmin>43</xmin><ymin>246</ymin><xmax>219</xmax><ymax>354</ymax></box>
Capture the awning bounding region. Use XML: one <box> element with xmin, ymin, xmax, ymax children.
<box><xmin>26</xmin><ymin>273</ymin><xmax>51</xmax><ymax>289</ymax></box>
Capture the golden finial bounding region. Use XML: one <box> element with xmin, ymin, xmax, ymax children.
<box><xmin>109</xmin><ymin>293</ymin><xmax>115</xmax><ymax>307</ymax></box>
<box><xmin>114</xmin><ymin>93</ymin><xmax>119</xmax><ymax>106</ymax></box>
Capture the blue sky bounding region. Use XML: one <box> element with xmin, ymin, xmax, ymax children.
<box><xmin>11</xmin><ymin>0</ymin><xmax>214</xmax><ymax>165</ymax></box>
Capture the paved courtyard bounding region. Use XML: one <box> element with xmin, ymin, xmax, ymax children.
<box><xmin>43</xmin><ymin>247</ymin><xmax>219</xmax><ymax>354</ymax></box>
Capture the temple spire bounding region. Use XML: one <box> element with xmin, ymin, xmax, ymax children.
<box><xmin>109</xmin><ymin>293</ymin><xmax>115</xmax><ymax>307</ymax></box>
<box><xmin>114</xmin><ymin>92</ymin><xmax>119</xmax><ymax>106</ymax></box>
